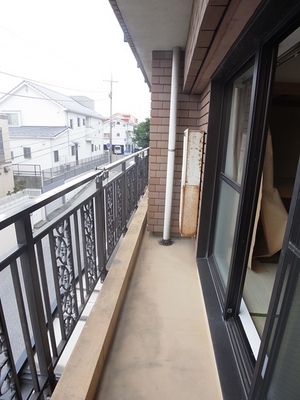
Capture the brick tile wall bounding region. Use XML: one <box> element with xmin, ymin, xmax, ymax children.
<box><xmin>147</xmin><ymin>50</ymin><xmax>211</xmax><ymax>235</ymax></box>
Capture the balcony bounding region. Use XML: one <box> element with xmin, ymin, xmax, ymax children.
<box><xmin>0</xmin><ymin>149</ymin><xmax>221</xmax><ymax>399</ymax></box>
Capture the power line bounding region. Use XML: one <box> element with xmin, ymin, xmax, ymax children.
<box><xmin>6</xmin><ymin>127</ymin><xmax>105</xmax><ymax>164</ymax></box>
<box><xmin>0</xmin><ymin>89</ymin><xmax>109</xmax><ymax>103</ymax></box>
<box><xmin>0</xmin><ymin>70</ymin><xmax>109</xmax><ymax>94</ymax></box>
<box><xmin>104</xmin><ymin>74</ymin><xmax>118</xmax><ymax>163</ymax></box>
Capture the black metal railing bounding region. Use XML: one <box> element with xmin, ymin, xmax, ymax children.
<box><xmin>0</xmin><ymin>149</ymin><xmax>148</xmax><ymax>399</ymax></box>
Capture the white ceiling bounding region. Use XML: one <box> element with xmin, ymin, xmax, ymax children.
<box><xmin>114</xmin><ymin>0</ymin><xmax>194</xmax><ymax>84</ymax></box>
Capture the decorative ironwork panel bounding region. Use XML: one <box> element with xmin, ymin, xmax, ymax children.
<box><xmin>0</xmin><ymin>301</ymin><xmax>17</xmax><ymax>399</ymax></box>
<box><xmin>116</xmin><ymin>176</ymin><xmax>124</xmax><ymax>242</ymax></box>
<box><xmin>53</xmin><ymin>219</ymin><xmax>78</xmax><ymax>338</ymax></box>
<box><xmin>82</xmin><ymin>200</ymin><xmax>97</xmax><ymax>293</ymax></box>
<box><xmin>132</xmin><ymin>168</ymin><xmax>137</xmax><ymax>213</ymax></box>
<box><xmin>105</xmin><ymin>183</ymin><xmax>115</xmax><ymax>259</ymax></box>
<box><xmin>0</xmin><ymin>150</ymin><xmax>148</xmax><ymax>397</ymax></box>
<box><xmin>126</xmin><ymin>168</ymin><xmax>135</xmax><ymax>221</ymax></box>
<box><xmin>137</xmin><ymin>158</ymin><xmax>143</xmax><ymax>198</ymax></box>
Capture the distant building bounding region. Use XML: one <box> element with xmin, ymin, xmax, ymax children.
<box><xmin>0</xmin><ymin>81</ymin><xmax>104</xmax><ymax>173</ymax></box>
<box><xmin>103</xmin><ymin>113</ymin><xmax>138</xmax><ymax>154</ymax></box>
<box><xmin>0</xmin><ymin>114</ymin><xmax>14</xmax><ymax>197</ymax></box>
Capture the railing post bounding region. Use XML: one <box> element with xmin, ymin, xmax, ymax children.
<box><xmin>15</xmin><ymin>215</ymin><xmax>56</xmax><ymax>392</ymax></box>
<box><xmin>134</xmin><ymin>154</ymin><xmax>139</xmax><ymax>208</ymax></box>
<box><xmin>95</xmin><ymin>171</ymin><xmax>108</xmax><ymax>280</ymax></box>
<box><xmin>121</xmin><ymin>161</ymin><xmax>126</xmax><ymax>232</ymax></box>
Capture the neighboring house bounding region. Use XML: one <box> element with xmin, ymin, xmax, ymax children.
<box><xmin>0</xmin><ymin>81</ymin><xmax>104</xmax><ymax>174</ymax></box>
<box><xmin>110</xmin><ymin>1</ymin><xmax>300</xmax><ymax>399</ymax></box>
<box><xmin>0</xmin><ymin>114</ymin><xmax>14</xmax><ymax>197</ymax></box>
<box><xmin>103</xmin><ymin>112</ymin><xmax>138</xmax><ymax>153</ymax></box>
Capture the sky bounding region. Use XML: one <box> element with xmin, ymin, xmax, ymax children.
<box><xmin>0</xmin><ymin>0</ymin><xmax>151</xmax><ymax>122</ymax></box>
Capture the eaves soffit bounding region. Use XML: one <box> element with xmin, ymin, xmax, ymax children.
<box><xmin>109</xmin><ymin>0</ymin><xmax>193</xmax><ymax>88</ymax></box>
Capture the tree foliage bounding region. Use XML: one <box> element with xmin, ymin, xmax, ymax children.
<box><xmin>13</xmin><ymin>176</ymin><xmax>26</xmax><ymax>193</ymax></box>
<box><xmin>132</xmin><ymin>118</ymin><xmax>150</xmax><ymax>149</ymax></box>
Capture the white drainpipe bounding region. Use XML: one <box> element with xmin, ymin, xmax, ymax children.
<box><xmin>162</xmin><ymin>46</ymin><xmax>180</xmax><ymax>245</ymax></box>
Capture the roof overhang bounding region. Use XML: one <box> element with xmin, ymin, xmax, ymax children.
<box><xmin>109</xmin><ymin>0</ymin><xmax>194</xmax><ymax>88</ymax></box>
<box><xmin>109</xmin><ymin>1</ymin><xmax>269</xmax><ymax>95</ymax></box>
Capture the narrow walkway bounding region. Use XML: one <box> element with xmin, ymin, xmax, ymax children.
<box><xmin>95</xmin><ymin>231</ymin><xmax>222</xmax><ymax>400</ymax></box>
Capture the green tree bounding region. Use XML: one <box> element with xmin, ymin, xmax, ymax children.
<box><xmin>13</xmin><ymin>176</ymin><xmax>26</xmax><ymax>193</ymax></box>
<box><xmin>132</xmin><ymin>118</ymin><xmax>150</xmax><ymax>149</ymax></box>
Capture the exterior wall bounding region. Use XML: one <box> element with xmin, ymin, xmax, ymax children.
<box><xmin>196</xmin><ymin>83</ymin><xmax>210</xmax><ymax>229</ymax></box>
<box><xmin>11</xmin><ymin>135</ymin><xmax>67</xmax><ymax>170</ymax></box>
<box><xmin>184</xmin><ymin>0</ymin><xmax>228</xmax><ymax>90</ymax></box>
<box><xmin>1</xmin><ymin>85</ymin><xmax>67</xmax><ymax>126</ymax></box>
<box><xmin>1</xmin><ymin>87</ymin><xmax>104</xmax><ymax>172</ymax></box>
<box><xmin>10</xmin><ymin>125</ymin><xmax>104</xmax><ymax>171</ymax></box>
<box><xmin>147</xmin><ymin>50</ymin><xmax>205</xmax><ymax>235</ymax></box>
<box><xmin>103</xmin><ymin>113</ymin><xmax>137</xmax><ymax>152</ymax></box>
<box><xmin>185</xmin><ymin>0</ymin><xmax>263</xmax><ymax>93</ymax></box>
<box><xmin>0</xmin><ymin>115</ymin><xmax>14</xmax><ymax>196</ymax></box>
<box><xmin>68</xmin><ymin>112</ymin><xmax>104</xmax><ymax>159</ymax></box>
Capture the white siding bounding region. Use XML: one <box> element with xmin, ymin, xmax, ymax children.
<box><xmin>1</xmin><ymin>85</ymin><xmax>67</xmax><ymax>126</ymax></box>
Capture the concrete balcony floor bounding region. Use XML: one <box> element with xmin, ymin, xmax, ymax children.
<box><xmin>52</xmin><ymin>192</ymin><xmax>222</xmax><ymax>399</ymax></box>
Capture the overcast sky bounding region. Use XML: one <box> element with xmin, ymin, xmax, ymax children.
<box><xmin>0</xmin><ymin>0</ymin><xmax>151</xmax><ymax>122</ymax></box>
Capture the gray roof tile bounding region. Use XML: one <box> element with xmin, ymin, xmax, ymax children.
<box><xmin>9</xmin><ymin>126</ymin><xmax>68</xmax><ymax>138</ymax></box>
<box><xmin>24</xmin><ymin>81</ymin><xmax>103</xmax><ymax>119</ymax></box>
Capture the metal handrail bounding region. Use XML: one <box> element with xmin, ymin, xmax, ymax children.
<box><xmin>0</xmin><ymin>148</ymin><xmax>149</xmax><ymax>399</ymax></box>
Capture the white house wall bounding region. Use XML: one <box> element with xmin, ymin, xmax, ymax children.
<box><xmin>11</xmin><ymin>127</ymin><xmax>104</xmax><ymax>171</ymax></box>
<box><xmin>2</xmin><ymin>85</ymin><xmax>67</xmax><ymax>126</ymax></box>
<box><xmin>102</xmin><ymin>115</ymin><xmax>136</xmax><ymax>151</ymax></box>
<box><xmin>11</xmin><ymin>137</ymin><xmax>58</xmax><ymax>170</ymax></box>
<box><xmin>1</xmin><ymin>83</ymin><xmax>105</xmax><ymax>173</ymax></box>
<box><xmin>11</xmin><ymin>130</ymin><xmax>75</xmax><ymax>170</ymax></box>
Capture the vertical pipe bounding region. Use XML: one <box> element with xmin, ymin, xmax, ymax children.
<box><xmin>162</xmin><ymin>47</ymin><xmax>180</xmax><ymax>244</ymax></box>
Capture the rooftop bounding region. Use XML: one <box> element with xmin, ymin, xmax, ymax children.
<box><xmin>9</xmin><ymin>126</ymin><xmax>68</xmax><ymax>138</ymax></box>
<box><xmin>0</xmin><ymin>80</ymin><xmax>104</xmax><ymax>119</ymax></box>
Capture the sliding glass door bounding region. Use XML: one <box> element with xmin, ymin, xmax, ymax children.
<box><xmin>208</xmin><ymin>19</ymin><xmax>300</xmax><ymax>398</ymax></box>
<box><xmin>250</xmin><ymin>160</ymin><xmax>300</xmax><ymax>399</ymax></box>
<box><xmin>213</xmin><ymin>66</ymin><xmax>254</xmax><ymax>288</ymax></box>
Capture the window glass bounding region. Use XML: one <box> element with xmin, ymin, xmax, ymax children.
<box><xmin>0</xmin><ymin>130</ymin><xmax>4</xmax><ymax>163</ymax></box>
<box><xmin>265</xmin><ymin>253</ymin><xmax>300</xmax><ymax>399</ymax></box>
<box><xmin>225</xmin><ymin>67</ymin><xmax>253</xmax><ymax>184</ymax></box>
<box><xmin>54</xmin><ymin>150</ymin><xmax>59</xmax><ymax>162</ymax></box>
<box><xmin>241</xmin><ymin>29</ymin><xmax>300</xmax><ymax>347</ymax></box>
<box><xmin>213</xmin><ymin>179</ymin><xmax>240</xmax><ymax>286</ymax></box>
<box><xmin>0</xmin><ymin>129</ymin><xmax>3</xmax><ymax>152</ymax></box>
<box><xmin>23</xmin><ymin>147</ymin><xmax>31</xmax><ymax>159</ymax></box>
<box><xmin>7</xmin><ymin>113</ymin><xmax>19</xmax><ymax>126</ymax></box>
<box><xmin>212</xmin><ymin>65</ymin><xmax>254</xmax><ymax>288</ymax></box>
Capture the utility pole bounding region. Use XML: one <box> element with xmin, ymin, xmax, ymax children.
<box><xmin>104</xmin><ymin>74</ymin><xmax>118</xmax><ymax>164</ymax></box>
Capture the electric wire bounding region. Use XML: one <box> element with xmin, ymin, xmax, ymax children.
<box><xmin>0</xmin><ymin>89</ymin><xmax>110</xmax><ymax>103</ymax></box>
<box><xmin>4</xmin><ymin>127</ymin><xmax>109</xmax><ymax>165</ymax></box>
<box><xmin>0</xmin><ymin>70</ymin><xmax>110</xmax><ymax>94</ymax></box>
<box><xmin>3</xmin><ymin>118</ymin><xmax>128</xmax><ymax>165</ymax></box>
